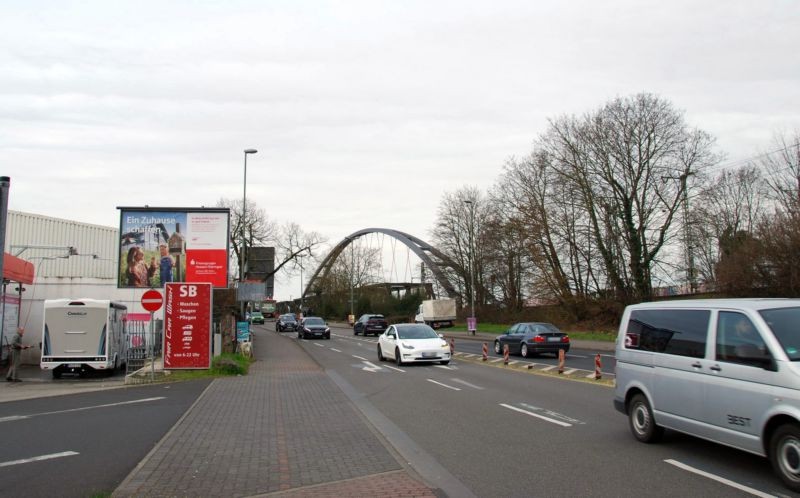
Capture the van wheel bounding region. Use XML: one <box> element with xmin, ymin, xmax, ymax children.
<box><xmin>770</xmin><ymin>423</ymin><xmax>800</xmax><ymax>492</ymax></box>
<box><xmin>628</xmin><ymin>394</ymin><xmax>663</xmax><ymax>443</ymax></box>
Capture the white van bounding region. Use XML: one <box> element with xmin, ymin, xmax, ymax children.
<box><xmin>40</xmin><ymin>299</ymin><xmax>128</xmax><ymax>378</ymax></box>
<box><xmin>614</xmin><ymin>298</ymin><xmax>800</xmax><ymax>492</ymax></box>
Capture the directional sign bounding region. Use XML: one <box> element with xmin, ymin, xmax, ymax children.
<box><xmin>141</xmin><ymin>289</ymin><xmax>163</xmax><ymax>312</ymax></box>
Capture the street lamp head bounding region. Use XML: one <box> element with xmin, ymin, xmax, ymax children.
<box><xmin>244</xmin><ymin>149</ymin><xmax>258</xmax><ymax>154</ymax></box>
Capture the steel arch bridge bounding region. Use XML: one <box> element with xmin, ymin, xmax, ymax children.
<box><xmin>302</xmin><ymin>228</ymin><xmax>463</xmax><ymax>301</ymax></box>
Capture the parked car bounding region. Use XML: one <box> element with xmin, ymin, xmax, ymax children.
<box><xmin>249</xmin><ymin>311</ymin><xmax>265</xmax><ymax>325</ymax></box>
<box><xmin>354</xmin><ymin>314</ymin><xmax>389</xmax><ymax>336</ymax></box>
<box><xmin>297</xmin><ymin>317</ymin><xmax>330</xmax><ymax>340</ymax></box>
<box><xmin>276</xmin><ymin>314</ymin><xmax>298</xmax><ymax>332</ymax></box>
<box><xmin>493</xmin><ymin>322</ymin><xmax>570</xmax><ymax>357</ymax></box>
<box><xmin>377</xmin><ymin>323</ymin><xmax>450</xmax><ymax>366</ymax></box>
<box><xmin>614</xmin><ymin>298</ymin><xmax>800</xmax><ymax>493</ymax></box>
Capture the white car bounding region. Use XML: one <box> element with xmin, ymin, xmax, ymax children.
<box><xmin>377</xmin><ymin>323</ymin><xmax>451</xmax><ymax>366</ymax></box>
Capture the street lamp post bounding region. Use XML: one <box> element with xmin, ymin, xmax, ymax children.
<box><xmin>464</xmin><ymin>200</ymin><xmax>476</xmax><ymax>335</ymax></box>
<box><xmin>298</xmin><ymin>254</ymin><xmax>306</xmax><ymax>316</ymax></box>
<box><xmin>240</xmin><ymin>148</ymin><xmax>257</xmax><ymax>319</ymax></box>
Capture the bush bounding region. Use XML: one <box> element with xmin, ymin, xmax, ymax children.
<box><xmin>211</xmin><ymin>354</ymin><xmax>250</xmax><ymax>375</ymax></box>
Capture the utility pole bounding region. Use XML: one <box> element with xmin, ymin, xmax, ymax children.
<box><xmin>663</xmin><ymin>172</ymin><xmax>696</xmax><ymax>294</ymax></box>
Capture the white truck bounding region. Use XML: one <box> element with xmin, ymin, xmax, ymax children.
<box><xmin>414</xmin><ymin>299</ymin><xmax>457</xmax><ymax>329</ymax></box>
<box><xmin>40</xmin><ymin>299</ymin><xmax>128</xmax><ymax>378</ymax></box>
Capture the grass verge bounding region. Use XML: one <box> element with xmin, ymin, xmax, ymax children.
<box><xmin>164</xmin><ymin>353</ymin><xmax>253</xmax><ymax>381</ymax></box>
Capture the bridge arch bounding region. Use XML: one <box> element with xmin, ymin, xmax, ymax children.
<box><xmin>302</xmin><ymin>228</ymin><xmax>462</xmax><ymax>301</ymax></box>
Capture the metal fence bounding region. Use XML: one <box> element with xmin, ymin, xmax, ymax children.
<box><xmin>126</xmin><ymin>319</ymin><xmax>163</xmax><ymax>378</ymax></box>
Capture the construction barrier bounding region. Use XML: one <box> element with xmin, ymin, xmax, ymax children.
<box><xmin>449</xmin><ymin>338</ymin><xmax>455</xmax><ymax>356</ymax></box>
<box><xmin>594</xmin><ymin>353</ymin><xmax>602</xmax><ymax>380</ymax></box>
<box><xmin>558</xmin><ymin>349</ymin><xmax>565</xmax><ymax>374</ymax></box>
<box><xmin>503</xmin><ymin>344</ymin><xmax>510</xmax><ymax>365</ymax></box>
<box><xmin>482</xmin><ymin>342</ymin><xmax>488</xmax><ymax>361</ymax></box>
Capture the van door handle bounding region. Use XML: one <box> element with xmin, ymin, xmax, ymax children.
<box><xmin>710</xmin><ymin>365</ymin><xmax>722</xmax><ymax>372</ymax></box>
<box><xmin>691</xmin><ymin>362</ymin><xmax>702</xmax><ymax>368</ymax></box>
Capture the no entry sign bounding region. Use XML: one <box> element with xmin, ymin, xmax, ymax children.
<box><xmin>141</xmin><ymin>289</ymin><xmax>163</xmax><ymax>312</ymax></box>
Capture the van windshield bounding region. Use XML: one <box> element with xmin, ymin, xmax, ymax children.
<box><xmin>759</xmin><ymin>307</ymin><xmax>800</xmax><ymax>361</ymax></box>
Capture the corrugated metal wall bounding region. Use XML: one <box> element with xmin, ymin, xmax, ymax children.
<box><xmin>6</xmin><ymin>210</ymin><xmax>118</xmax><ymax>280</ymax></box>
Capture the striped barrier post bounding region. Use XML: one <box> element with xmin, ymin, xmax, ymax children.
<box><xmin>482</xmin><ymin>342</ymin><xmax>488</xmax><ymax>361</ymax></box>
<box><xmin>503</xmin><ymin>344</ymin><xmax>510</xmax><ymax>365</ymax></box>
<box><xmin>558</xmin><ymin>349</ymin><xmax>565</xmax><ymax>374</ymax></box>
<box><xmin>449</xmin><ymin>338</ymin><xmax>455</xmax><ymax>356</ymax></box>
<box><xmin>594</xmin><ymin>353</ymin><xmax>602</xmax><ymax>380</ymax></box>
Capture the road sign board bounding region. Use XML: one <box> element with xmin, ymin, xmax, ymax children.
<box><xmin>141</xmin><ymin>289</ymin><xmax>163</xmax><ymax>312</ymax></box>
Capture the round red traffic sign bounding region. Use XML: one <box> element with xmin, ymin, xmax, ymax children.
<box><xmin>141</xmin><ymin>289</ymin><xmax>163</xmax><ymax>312</ymax></box>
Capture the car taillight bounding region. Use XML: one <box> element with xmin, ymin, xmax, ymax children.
<box><xmin>561</xmin><ymin>335</ymin><xmax>570</xmax><ymax>343</ymax></box>
<box><xmin>533</xmin><ymin>335</ymin><xmax>545</xmax><ymax>343</ymax></box>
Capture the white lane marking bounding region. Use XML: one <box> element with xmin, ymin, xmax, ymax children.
<box><xmin>426</xmin><ymin>379</ymin><xmax>461</xmax><ymax>391</ymax></box>
<box><xmin>362</xmin><ymin>361</ymin><xmax>382</xmax><ymax>372</ymax></box>
<box><xmin>499</xmin><ymin>403</ymin><xmax>572</xmax><ymax>427</ymax></box>
<box><xmin>330</xmin><ymin>348</ymin><xmax>342</xmax><ymax>353</ymax></box>
<box><xmin>0</xmin><ymin>451</ymin><xmax>79</xmax><ymax>467</ymax></box>
<box><xmin>434</xmin><ymin>365</ymin><xmax>454</xmax><ymax>370</ymax></box>
<box><xmin>383</xmin><ymin>365</ymin><xmax>405</xmax><ymax>373</ymax></box>
<box><xmin>563</xmin><ymin>368</ymin><xmax>577</xmax><ymax>375</ymax></box>
<box><xmin>507</xmin><ymin>361</ymin><xmax>518</xmax><ymax>365</ymax></box>
<box><xmin>664</xmin><ymin>459</ymin><xmax>775</xmax><ymax>498</ymax></box>
<box><xmin>0</xmin><ymin>397</ymin><xmax>166</xmax><ymax>423</ymax></box>
<box><xmin>567</xmin><ymin>353</ymin><xmax>588</xmax><ymax>359</ymax></box>
<box><xmin>541</xmin><ymin>365</ymin><xmax>557</xmax><ymax>371</ymax></box>
<box><xmin>585</xmin><ymin>372</ymin><xmax>597</xmax><ymax>379</ymax></box>
<box><xmin>491</xmin><ymin>358</ymin><xmax>504</xmax><ymax>363</ymax></box>
<box><xmin>461</xmin><ymin>353</ymin><xmax>476</xmax><ymax>358</ymax></box>
<box><xmin>519</xmin><ymin>403</ymin><xmax>584</xmax><ymax>425</ymax></box>
<box><xmin>313</xmin><ymin>342</ymin><xmax>325</xmax><ymax>347</ymax></box>
<box><xmin>450</xmin><ymin>378</ymin><xmax>484</xmax><ymax>390</ymax></box>
<box><xmin>352</xmin><ymin>355</ymin><xmax>368</xmax><ymax>361</ymax></box>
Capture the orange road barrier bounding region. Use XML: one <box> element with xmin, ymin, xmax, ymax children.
<box><xmin>594</xmin><ymin>353</ymin><xmax>602</xmax><ymax>380</ymax></box>
<box><xmin>449</xmin><ymin>338</ymin><xmax>455</xmax><ymax>356</ymax></box>
<box><xmin>482</xmin><ymin>342</ymin><xmax>488</xmax><ymax>361</ymax></box>
<box><xmin>503</xmin><ymin>344</ymin><xmax>510</xmax><ymax>365</ymax></box>
<box><xmin>558</xmin><ymin>349</ymin><xmax>565</xmax><ymax>374</ymax></box>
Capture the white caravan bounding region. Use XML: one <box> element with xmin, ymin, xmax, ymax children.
<box><xmin>40</xmin><ymin>299</ymin><xmax>128</xmax><ymax>378</ymax></box>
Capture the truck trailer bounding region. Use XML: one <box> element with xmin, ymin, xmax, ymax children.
<box><xmin>414</xmin><ymin>298</ymin><xmax>457</xmax><ymax>329</ymax></box>
<box><xmin>40</xmin><ymin>299</ymin><xmax>128</xmax><ymax>378</ymax></box>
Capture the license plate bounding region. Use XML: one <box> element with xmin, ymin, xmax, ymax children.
<box><xmin>68</xmin><ymin>363</ymin><xmax>82</xmax><ymax>368</ymax></box>
<box><xmin>547</xmin><ymin>337</ymin><xmax>561</xmax><ymax>342</ymax></box>
<box><xmin>422</xmin><ymin>352</ymin><xmax>436</xmax><ymax>358</ymax></box>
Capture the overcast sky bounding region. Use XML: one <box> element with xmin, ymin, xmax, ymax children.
<box><xmin>2</xmin><ymin>1</ymin><xmax>798</xmax><ymax>299</ymax></box>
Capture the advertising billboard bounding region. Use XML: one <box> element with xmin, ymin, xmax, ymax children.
<box><xmin>118</xmin><ymin>207</ymin><xmax>230</xmax><ymax>288</ymax></box>
<box><xmin>164</xmin><ymin>282</ymin><xmax>212</xmax><ymax>369</ymax></box>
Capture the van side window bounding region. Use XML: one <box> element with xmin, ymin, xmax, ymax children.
<box><xmin>716</xmin><ymin>311</ymin><xmax>770</xmax><ymax>366</ymax></box>
<box><xmin>626</xmin><ymin>309</ymin><xmax>709</xmax><ymax>358</ymax></box>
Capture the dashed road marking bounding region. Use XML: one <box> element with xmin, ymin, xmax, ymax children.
<box><xmin>450</xmin><ymin>378</ymin><xmax>484</xmax><ymax>390</ymax></box>
<box><xmin>0</xmin><ymin>451</ymin><xmax>79</xmax><ymax>467</ymax></box>
<box><xmin>541</xmin><ymin>365</ymin><xmax>557</xmax><ymax>371</ymax></box>
<box><xmin>352</xmin><ymin>355</ymin><xmax>368</xmax><ymax>361</ymax></box>
<box><xmin>383</xmin><ymin>365</ymin><xmax>405</xmax><ymax>373</ymax></box>
<box><xmin>434</xmin><ymin>365</ymin><xmax>454</xmax><ymax>370</ymax></box>
<box><xmin>664</xmin><ymin>459</ymin><xmax>775</xmax><ymax>497</ymax></box>
<box><xmin>500</xmin><ymin>403</ymin><xmax>572</xmax><ymax>427</ymax></box>
<box><xmin>330</xmin><ymin>348</ymin><xmax>342</xmax><ymax>353</ymax></box>
<box><xmin>427</xmin><ymin>379</ymin><xmax>461</xmax><ymax>391</ymax></box>
<box><xmin>563</xmin><ymin>368</ymin><xmax>577</xmax><ymax>375</ymax></box>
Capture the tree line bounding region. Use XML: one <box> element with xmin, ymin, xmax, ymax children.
<box><xmin>430</xmin><ymin>93</ymin><xmax>799</xmax><ymax>324</ymax></box>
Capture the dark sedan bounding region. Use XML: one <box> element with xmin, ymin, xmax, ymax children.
<box><xmin>297</xmin><ymin>317</ymin><xmax>331</xmax><ymax>340</ymax></box>
<box><xmin>494</xmin><ymin>322</ymin><xmax>570</xmax><ymax>357</ymax></box>
<box><xmin>353</xmin><ymin>314</ymin><xmax>388</xmax><ymax>336</ymax></box>
<box><xmin>276</xmin><ymin>313</ymin><xmax>298</xmax><ymax>332</ymax></box>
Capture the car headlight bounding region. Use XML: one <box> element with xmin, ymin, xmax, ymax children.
<box><xmin>441</xmin><ymin>342</ymin><xmax>449</xmax><ymax>349</ymax></box>
<box><xmin>401</xmin><ymin>342</ymin><xmax>415</xmax><ymax>349</ymax></box>
<box><xmin>325</xmin><ymin>328</ymin><xmax>330</xmax><ymax>333</ymax></box>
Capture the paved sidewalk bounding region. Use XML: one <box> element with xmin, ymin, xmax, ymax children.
<box><xmin>113</xmin><ymin>329</ymin><xmax>440</xmax><ymax>498</ymax></box>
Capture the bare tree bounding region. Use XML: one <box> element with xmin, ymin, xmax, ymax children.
<box><xmin>217</xmin><ymin>198</ymin><xmax>326</xmax><ymax>282</ymax></box>
<box><xmin>760</xmin><ymin>131</ymin><xmax>800</xmax><ymax>215</ymax></box>
<box><xmin>539</xmin><ymin>93</ymin><xmax>718</xmax><ymax>302</ymax></box>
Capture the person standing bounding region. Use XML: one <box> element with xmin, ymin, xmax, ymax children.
<box><xmin>158</xmin><ymin>244</ymin><xmax>174</xmax><ymax>286</ymax></box>
<box><xmin>6</xmin><ymin>327</ymin><xmax>31</xmax><ymax>382</ymax></box>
